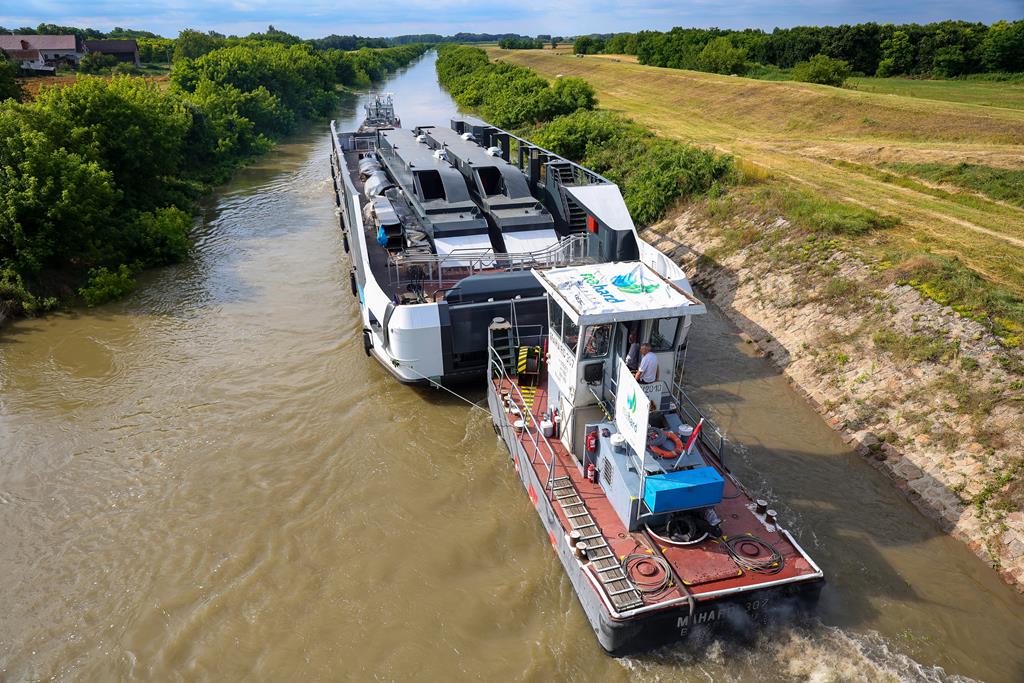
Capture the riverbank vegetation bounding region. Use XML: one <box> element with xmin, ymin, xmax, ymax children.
<box><xmin>572</xmin><ymin>20</ymin><xmax>1024</xmax><ymax>83</ymax></box>
<box><xmin>0</xmin><ymin>39</ymin><xmax>427</xmax><ymax>320</ymax></box>
<box><xmin>436</xmin><ymin>45</ymin><xmax>736</xmax><ymax>225</ymax></box>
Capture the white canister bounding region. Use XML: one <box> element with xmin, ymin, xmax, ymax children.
<box><xmin>541</xmin><ymin>419</ymin><xmax>554</xmax><ymax>438</ymax></box>
<box><xmin>678</xmin><ymin>424</ymin><xmax>694</xmax><ymax>438</ymax></box>
<box><xmin>610</xmin><ymin>433</ymin><xmax>626</xmax><ymax>453</ymax></box>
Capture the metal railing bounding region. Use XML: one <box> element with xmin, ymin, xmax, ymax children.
<box><xmin>387</xmin><ymin>233</ymin><xmax>591</xmax><ymax>294</ymax></box>
<box><xmin>487</xmin><ymin>326</ymin><xmax>560</xmax><ymax>496</ymax></box>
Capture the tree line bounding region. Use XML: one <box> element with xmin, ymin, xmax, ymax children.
<box><xmin>497</xmin><ymin>38</ymin><xmax>546</xmax><ymax>49</ymax></box>
<box><xmin>574</xmin><ymin>20</ymin><xmax>1024</xmax><ymax>78</ymax></box>
<box><xmin>0</xmin><ymin>41</ymin><xmax>427</xmax><ymax>318</ymax></box>
<box><xmin>436</xmin><ymin>46</ymin><xmax>735</xmax><ymax>226</ymax></box>
<box><xmin>436</xmin><ymin>44</ymin><xmax>596</xmax><ymax>128</ymax></box>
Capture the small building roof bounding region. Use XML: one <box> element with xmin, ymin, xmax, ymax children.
<box><xmin>85</xmin><ymin>39</ymin><xmax>139</xmax><ymax>53</ymax></box>
<box><xmin>534</xmin><ymin>261</ymin><xmax>705</xmax><ymax>325</ymax></box>
<box><xmin>0</xmin><ymin>34</ymin><xmax>79</xmax><ymax>51</ymax></box>
<box><xmin>3</xmin><ymin>48</ymin><xmax>41</xmax><ymax>61</ymax></box>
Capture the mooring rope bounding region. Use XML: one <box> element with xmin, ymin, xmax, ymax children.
<box><xmin>394</xmin><ymin>361</ymin><xmax>490</xmax><ymax>413</ymax></box>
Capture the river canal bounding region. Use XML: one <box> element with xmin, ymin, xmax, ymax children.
<box><xmin>1</xmin><ymin>52</ymin><xmax>1023</xmax><ymax>682</ymax></box>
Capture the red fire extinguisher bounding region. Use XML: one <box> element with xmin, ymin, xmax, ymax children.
<box><xmin>585</xmin><ymin>462</ymin><xmax>596</xmax><ymax>483</ymax></box>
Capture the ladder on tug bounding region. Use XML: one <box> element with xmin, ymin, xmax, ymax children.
<box><xmin>551</xmin><ymin>476</ymin><xmax>644</xmax><ymax>612</ymax></box>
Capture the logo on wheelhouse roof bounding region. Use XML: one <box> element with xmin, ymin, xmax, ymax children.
<box><xmin>627</xmin><ymin>391</ymin><xmax>637</xmax><ymax>413</ymax></box>
<box><xmin>612</xmin><ymin>272</ymin><xmax>659</xmax><ymax>295</ymax></box>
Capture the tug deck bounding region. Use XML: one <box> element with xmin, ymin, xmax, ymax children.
<box><xmin>494</xmin><ymin>374</ymin><xmax>823</xmax><ymax>614</ymax></box>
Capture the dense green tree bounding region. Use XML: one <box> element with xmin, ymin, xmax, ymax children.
<box><xmin>0</xmin><ymin>53</ymin><xmax>23</xmax><ymax>102</ymax></box>
<box><xmin>696</xmin><ymin>36</ymin><xmax>747</xmax><ymax>74</ymax></box>
<box><xmin>876</xmin><ymin>30</ymin><xmax>914</xmax><ymax>76</ymax></box>
<box><xmin>174</xmin><ymin>29</ymin><xmax>226</xmax><ymax>61</ymax></box>
<box><xmin>980</xmin><ymin>20</ymin><xmax>1024</xmax><ymax>73</ymax></box>
<box><xmin>78</xmin><ymin>52</ymin><xmax>118</xmax><ymax>73</ymax></box>
<box><xmin>32</xmin><ymin>76</ymin><xmax>192</xmax><ymax>211</ymax></box>
<box><xmin>792</xmin><ymin>54</ymin><xmax>852</xmax><ymax>86</ymax></box>
<box><xmin>0</xmin><ymin>40</ymin><xmax>429</xmax><ymax>315</ymax></box>
<box><xmin>0</xmin><ymin>106</ymin><xmax>119</xmax><ymax>275</ymax></box>
<box><xmin>138</xmin><ymin>38</ymin><xmax>175</xmax><ymax>63</ymax></box>
<box><xmin>437</xmin><ymin>45</ymin><xmax>596</xmax><ymax>127</ymax></box>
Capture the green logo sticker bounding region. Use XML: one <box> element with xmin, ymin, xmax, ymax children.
<box><xmin>612</xmin><ymin>273</ymin><xmax>659</xmax><ymax>295</ymax></box>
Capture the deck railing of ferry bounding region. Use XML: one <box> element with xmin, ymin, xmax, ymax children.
<box><xmin>389</xmin><ymin>233</ymin><xmax>591</xmax><ymax>299</ymax></box>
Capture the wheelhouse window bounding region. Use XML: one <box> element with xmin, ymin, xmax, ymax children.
<box><xmin>547</xmin><ymin>300</ymin><xmax>562</xmax><ymax>340</ymax></box>
<box><xmin>562</xmin><ymin>316</ymin><xmax>579</xmax><ymax>354</ymax></box>
<box><xmin>582</xmin><ymin>324</ymin><xmax>611</xmax><ymax>359</ymax></box>
<box><xmin>649</xmin><ymin>317</ymin><xmax>680</xmax><ymax>352</ymax></box>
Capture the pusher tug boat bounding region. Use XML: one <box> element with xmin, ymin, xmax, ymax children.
<box><xmin>486</xmin><ymin>262</ymin><xmax>824</xmax><ymax>654</ymax></box>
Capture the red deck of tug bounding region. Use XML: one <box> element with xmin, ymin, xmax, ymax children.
<box><xmin>495</xmin><ymin>376</ymin><xmax>820</xmax><ymax>606</ymax></box>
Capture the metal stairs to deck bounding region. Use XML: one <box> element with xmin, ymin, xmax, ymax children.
<box><xmin>550</xmin><ymin>163</ymin><xmax>588</xmax><ymax>233</ymax></box>
<box><xmin>551</xmin><ymin>476</ymin><xmax>643</xmax><ymax>612</ymax></box>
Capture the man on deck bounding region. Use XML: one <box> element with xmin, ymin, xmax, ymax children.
<box><xmin>625</xmin><ymin>330</ymin><xmax>640</xmax><ymax>372</ymax></box>
<box><xmin>635</xmin><ymin>343</ymin><xmax>658</xmax><ymax>384</ymax></box>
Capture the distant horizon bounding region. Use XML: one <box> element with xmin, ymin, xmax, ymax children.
<box><xmin>2</xmin><ymin>1</ymin><xmax>1022</xmax><ymax>41</ymax></box>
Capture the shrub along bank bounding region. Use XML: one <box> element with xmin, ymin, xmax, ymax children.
<box><xmin>436</xmin><ymin>45</ymin><xmax>736</xmax><ymax>225</ymax></box>
<box><xmin>0</xmin><ymin>42</ymin><xmax>427</xmax><ymax>320</ymax></box>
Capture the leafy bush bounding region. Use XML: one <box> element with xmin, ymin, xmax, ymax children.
<box><xmin>131</xmin><ymin>207</ymin><xmax>192</xmax><ymax>265</ymax></box>
<box><xmin>437</xmin><ymin>45</ymin><xmax>596</xmax><ymax>128</ymax></box>
<box><xmin>79</xmin><ymin>52</ymin><xmax>119</xmax><ymax>73</ymax></box>
<box><xmin>0</xmin><ymin>41</ymin><xmax>429</xmax><ymax>317</ymax></box>
<box><xmin>696</xmin><ymin>37</ymin><xmax>747</xmax><ymax>75</ymax></box>
<box><xmin>0</xmin><ymin>105</ymin><xmax>120</xmax><ymax>275</ymax></box>
<box><xmin>79</xmin><ymin>265</ymin><xmax>136</xmax><ymax>306</ymax></box>
<box><xmin>792</xmin><ymin>54</ymin><xmax>851</xmax><ymax>87</ymax></box>
<box><xmin>532</xmin><ymin>110</ymin><xmax>737</xmax><ymax>225</ymax></box>
<box><xmin>0</xmin><ymin>52</ymin><xmax>23</xmax><ymax>102</ymax></box>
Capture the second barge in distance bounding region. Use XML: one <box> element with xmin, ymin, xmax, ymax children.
<box><xmin>329</xmin><ymin>94</ymin><xmax>691</xmax><ymax>384</ymax></box>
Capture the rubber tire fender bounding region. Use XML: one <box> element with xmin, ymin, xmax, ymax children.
<box><xmin>349</xmin><ymin>270</ymin><xmax>358</xmax><ymax>297</ymax></box>
<box><xmin>362</xmin><ymin>329</ymin><xmax>373</xmax><ymax>357</ymax></box>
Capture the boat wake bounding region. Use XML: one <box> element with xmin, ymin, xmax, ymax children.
<box><xmin>619</xmin><ymin>622</ymin><xmax>976</xmax><ymax>682</ymax></box>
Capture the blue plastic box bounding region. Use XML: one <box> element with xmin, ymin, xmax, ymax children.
<box><xmin>643</xmin><ymin>466</ymin><xmax>725</xmax><ymax>514</ymax></box>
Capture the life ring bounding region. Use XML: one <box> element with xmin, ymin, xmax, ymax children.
<box><xmin>648</xmin><ymin>428</ymin><xmax>683</xmax><ymax>459</ymax></box>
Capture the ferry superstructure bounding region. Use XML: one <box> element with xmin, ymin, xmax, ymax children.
<box><xmin>329</xmin><ymin>96</ymin><xmax>691</xmax><ymax>384</ymax></box>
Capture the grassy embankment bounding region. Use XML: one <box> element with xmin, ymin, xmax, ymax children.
<box><xmin>489</xmin><ymin>47</ymin><xmax>1024</xmax><ymax>344</ymax></box>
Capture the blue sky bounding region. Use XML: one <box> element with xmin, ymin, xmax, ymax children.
<box><xmin>2</xmin><ymin>0</ymin><xmax>1022</xmax><ymax>38</ymax></box>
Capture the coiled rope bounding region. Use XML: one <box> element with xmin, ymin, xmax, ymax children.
<box><xmin>717</xmin><ymin>534</ymin><xmax>785</xmax><ymax>575</ymax></box>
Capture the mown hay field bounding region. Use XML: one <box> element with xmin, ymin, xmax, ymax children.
<box><xmin>489</xmin><ymin>48</ymin><xmax>1024</xmax><ymax>299</ymax></box>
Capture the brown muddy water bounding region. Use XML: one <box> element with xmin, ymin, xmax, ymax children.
<box><xmin>2</xmin><ymin>53</ymin><xmax>1023</xmax><ymax>682</ymax></box>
